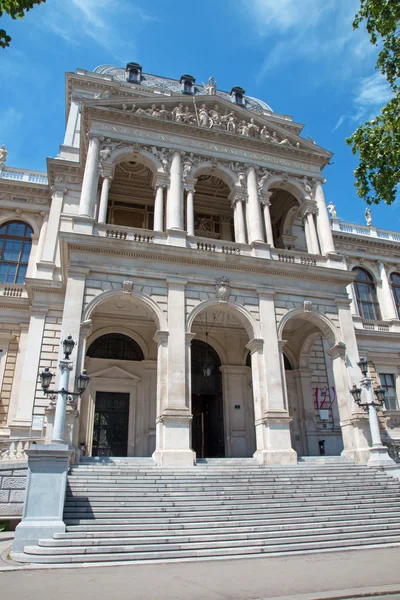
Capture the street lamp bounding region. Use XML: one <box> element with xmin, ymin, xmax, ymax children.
<box><xmin>349</xmin><ymin>358</ymin><xmax>395</xmax><ymax>467</ymax></box>
<box><xmin>39</xmin><ymin>335</ymin><xmax>89</xmax><ymax>444</ymax></box>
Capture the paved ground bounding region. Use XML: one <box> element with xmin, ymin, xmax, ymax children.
<box><xmin>1</xmin><ymin>532</ymin><xmax>400</xmax><ymax>599</ymax></box>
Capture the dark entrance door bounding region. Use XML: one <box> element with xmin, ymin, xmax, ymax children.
<box><xmin>92</xmin><ymin>392</ymin><xmax>129</xmax><ymax>457</ymax></box>
<box><xmin>191</xmin><ymin>340</ymin><xmax>224</xmax><ymax>458</ymax></box>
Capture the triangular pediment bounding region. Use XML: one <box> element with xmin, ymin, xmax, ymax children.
<box><xmin>88</xmin><ymin>365</ymin><xmax>140</xmax><ymax>381</ymax></box>
<box><xmin>83</xmin><ymin>94</ymin><xmax>331</xmax><ymax>159</ymax></box>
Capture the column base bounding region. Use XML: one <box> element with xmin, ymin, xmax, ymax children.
<box><xmin>167</xmin><ymin>229</ymin><xmax>187</xmax><ymax>247</ymax></box>
<box><xmin>152</xmin><ymin>449</ymin><xmax>195</xmax><ymax>467</ymax></box>
<box><xmin>367</xmin><ymin>445</ymin><xmax>396</xmax><ymax>468</ymax></box>
<box><xmin>253</xmin><ymin>448</ymin><xmax>297</xmax><ymax>466</ymax></box>
<box><xmin>341</xmin><ymin>447</ymin><xmax>371</xmax><ymax>464</ymax></box>
<box><xmin>12</xmin><ymin>443</ymin><xmax>72</xmax><ymax>553</ymax></box>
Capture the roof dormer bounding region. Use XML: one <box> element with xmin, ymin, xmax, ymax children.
<box><xmin>180</xmin><ymin>74</ymin><xmax>195</xmax><ymax>95</ymax></box>
<box><xmin>230</xmin><ymin>86</ymin><xmax>245</xmax><ymax>105</ymax></box>
<box><xmin>126</xmin><ymin>62</ymin><xmax>142</xmax><ymax>84</ymax></box>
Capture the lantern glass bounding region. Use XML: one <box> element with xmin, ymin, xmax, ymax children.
<box><xmin>77</xmin><ymin>370</ymin><xmax>90</xmax><ymax>394</ymax></box>
<box><xmin>357</xmin><ymin>357</ymin><xmax>369</xmax><ymax>377</ymax></box>
<box><xmin>40</xmin><ymin>367</ymin><xmax>54</xmax><ymax>391</ymax></box>
<box><xmin>375</xmin><ymin>386</ymin><xmax>386</xmax><ymax>405</ymax></box>
<box><xmin>63</xmin><ymin>335</ymin><xmax>75</xmax><ymax>359</ymax></box>
<box><xmin>350</xmin><ymin>384</ymin><xmax>362</xmax><ymax>405</ymax></box>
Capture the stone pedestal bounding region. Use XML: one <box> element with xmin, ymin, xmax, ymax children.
<box><xmin>254</xmin><ymin>410</ymin><xmax>297</xmax><ymax>465</ymax></box>
<box><xmin>12</xmin><ymin>444</ymin><xmax>72</xmax><ymax>554</ymax></box>
<box><xmin>45</xmin><ymin>404</ymin><xmax>80</xmax><ymax>463</ymax></box>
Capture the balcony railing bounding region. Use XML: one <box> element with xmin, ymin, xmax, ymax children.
<box><xmin>0</xmin><ymin>438</ymin><xmax>42</xmax><ymax>461</ymax></box>
<box><xmin>94</xmin><ymin>223</ymin><xmax>155</xmax><ymax>243</ymax></box>
<box><xmin>0</xmin><ymin>166</ymin><xmax>48</xmax><ymax>186</ymax></box>
<box><xmin>331</xmin><ymin>219</ymin><xmax>400</xmax><ymax>243</ymax></box>
<box><xmin>0</xmin><ymin>283</ymin><xmax>27</xmax><ymax>299</ymax></box>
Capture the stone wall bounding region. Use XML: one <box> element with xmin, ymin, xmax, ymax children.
<box><xmin>0</xmin><ymin>332</ymin><xmax>19</xmax><ymax>427</ymax></box>
<box><xmin>0</xmin><ymin>463</ymin><xmax>27</xmax><ymax>518</ymax></box>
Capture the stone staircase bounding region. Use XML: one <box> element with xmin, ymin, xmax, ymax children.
<box><xmin>13</xmin><ymin>457</ymin><xmax>400</xmax><ymax>565</ymax></box>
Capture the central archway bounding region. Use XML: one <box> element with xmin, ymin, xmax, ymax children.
<box><xmin>191</xmin><ymin>340</ymin><xmax>224</xmax><ymax>458</ymax></box>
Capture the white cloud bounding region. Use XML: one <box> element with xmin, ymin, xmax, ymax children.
<box><xmin>37</xmin><ymin>0</ymin><xmax>156</xmax><ymax>61</ymax></box>
<box><xmin>332</xmin><ymin>72</ymin><xmax>393</xmax><ymax>132</ymax></box>
<box><xmin>244</xmin><ymin>0</ymin><xmax>375</xmax><ymax>81</ymax></box>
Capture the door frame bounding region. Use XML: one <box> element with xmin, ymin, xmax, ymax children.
<box><xmin>82</xmin><ymin>366</ymin><xmax>140</xmax><ymax>457</ymax></box>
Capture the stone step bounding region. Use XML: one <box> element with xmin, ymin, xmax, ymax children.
<box><xmin>42</xmin><ymin>522</ymin><xmax>400</xmax><ymax>546</ymax></box>
<box><xmin>16</xmin><ymin>536</ymin><xmax>400</xmax><ymax>564</ymax></box>
<box><xmin>63</xmin><ymin>491</ymin><xmax>400</xmax><ymax>506</ymax></box>
<box><xmin>63</xmin><ymin>512</ymin><xmax>400</xmax><ymax>533</ymax></box>
<box><xmin>66</xmin><ymin>474</ymin><xmax>390</xmax><ymax>484</ymax></box>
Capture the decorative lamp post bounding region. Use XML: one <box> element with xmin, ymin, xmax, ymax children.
<box><xmin>350</xmin><ymin>358</ymin><xmax>395</xmax><ymax>467</ymax></box>
<box><xmin>39</xmin><ymin>335</ymin><xmax>89</xmax><ymax>444</ymax></box>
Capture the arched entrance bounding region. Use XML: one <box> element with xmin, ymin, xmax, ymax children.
<box><xmin>280</xmin><ymin>312</ymin><xmax>344</xmax><ymax>457</ymax></box>
<box><xmin>191</xmin><ymin>340</ymin><xmax>224</xmax><ymax>458</ymax></box>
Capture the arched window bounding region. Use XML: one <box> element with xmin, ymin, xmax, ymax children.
<box><xmin>391</xmin><ymin>273</ymin><xmax>400</xmax><ymax>319</ymax></box>
<box><xmin>353</xmin><ymin>267</ymin><xmax>381</xmax><ymax>321</ymax></box>
<box><xmin>0</xmin><ymin>221</ymin><xmax>33</xmax><ymax>284</ymax></box>
<box><xmin>86</xmin><ymin>333</ymin><xmax>144</xmax><ymax>361</ymax></box>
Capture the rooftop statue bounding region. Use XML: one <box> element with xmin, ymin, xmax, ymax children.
<box><xmin>203</xmin><ymin>77</ymin><xmax>217</xmax><ymax>96</ymax></box>
<box><xmin>327</xmin><ymin>201</ymin><xmax>338</xmax><ymax>219</ymax></box>
<box><xmin>0</xmin><ymin>144</ymin><xmax>7</xmax><ymax>168</ymax></box>
<box><xmin>365</xmin><ymin>207</ymin><xmax>372</xmax><ymax>227</ymax></box>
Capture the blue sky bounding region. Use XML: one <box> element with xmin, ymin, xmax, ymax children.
<box><xmin>0</xmin><ymin>0</ymin><xmax>398</xmax><ymax>231</ymax></box>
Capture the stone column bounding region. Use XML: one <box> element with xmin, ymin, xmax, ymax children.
<box><xmin>377</xmin><ymin>262</ymin><xmax>398</xmax><ymax>320</ymax></box>
<box><xmin>254</xmin><ymin>290</ymin><xmax>297</xmax><ymax>464</ymax></box>
<box><xmin>79</xmin><ymin>134</ymin><xmax>100</xmax><ymax>218</ymax></box>
<box><xmin>35</xmin><ymin>213</ymin><xmax>49</xmax><ymax>265</ymax></box>
<box><xmin>260</xmin><ymin>192</ymin><xmax>274</xmax><ymax>247</ymax></box>
<box><xmin>152</xmin><ymin>278</ymin><xmax>194</xmax><ymax>466</ymax></box>
<box><xmin>185</xmin><ymin>184</ymin><xmax>195</xmax><ymax>237</ymax></box>
<box><xmin>232</xmin><ymin>196</ymin><xmax>246</xmax><ymax>244</ymax></box>
<box><xmin>246</xmin><ymin>167</ymin><xmax>265</xmax><ymax>244</ymax></box>
<box><xmin>305</xmin><ymin>210</ymin><xmax>320</xmax><ymax>254</ymax></box>
<box><xmin>333</xmin><ymin>298</ymin><xmax>371</xmax><ymax>463</ymax></box>
<box><xmin>38</xmin><ymin>186</ymin><xmax>66</xmax><ymax>278</ymax></box>
<box><xmin>9</xmin><ymin>308</ymin><xmax>48</xmax><ymax>437</ymax></box>
<box><xmin>154</xmin><ymin>184</ymin><xmax>165</xmax><ymax>232</ymax></box>
<box><xmin>297</xmin><ymin>367</ymin><xmax>320</xmax><ymax>456</ymax></box>
<box><xmin>97</xmin><ymin>174</ymin><xmax>112</xmax><ymax>224</ymax></box>
<box><xmin>315</xmin><ymin>181</ymin><xmax>336</xmax><ymax>255</ymax></box>
<box><xmin>166</xmin><ymin>152</ymin><xmax>184</xmax><ymax>230</ymax></box>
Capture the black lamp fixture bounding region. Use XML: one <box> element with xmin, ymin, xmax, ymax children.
<box><xmin>39</xmin><ymin>367</ymin><xmax>54</xmax><ymax>391</ymax></box>
<box><xmin>350</xmin><ymin>384</ymin><xmax>362</xmax><ymax>405</ymax></box>
<box><xmin>62</xmin><ymin>335</ymin><xmax>75</xmax><ymax>359</ymax></box>
<box><xmin>374</xmin><ymin>385</ymin><xmax>386</xmax><ymax>406</ymax></box>
<box><xmin>357</xmin><ymin>357</ymin><xmax>369</xmax><ymax>377</ymax></box>
<box><xmin>77</xmin><ymin>370</ymin><xmax>90</xmax><ymax>395</ymax></box>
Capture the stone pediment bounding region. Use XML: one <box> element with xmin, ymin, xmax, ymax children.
<box><xmin>88</xmin><ymin>365</ymin><xmax>140</xmax><ymax>381</ymax></box>
<box><xmin>82</xmin><ymin>95</ymin><xmax>330</xmax><ymax>158</ymax></box>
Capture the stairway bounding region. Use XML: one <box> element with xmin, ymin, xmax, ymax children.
<box><xmin>14</xmin><ymin>457</ymin><xmax>400</xmax><ymax>565</ymax></box>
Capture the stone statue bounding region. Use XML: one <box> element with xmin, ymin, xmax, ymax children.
<box><xmin>248</xmin><ymin>118</ymin><xmax>260</xmax><ymax>138</ymax></box>
<box><xmin>302</xmin><ymin>176</ymin><xmax>313</xmax><ymax>196</ymax></box>
<box><xmin>99</xmin><ymin>139</ymin><xmax>112</xmax><ymax>162</ymax></box>
<box><xmin>271</xmin><ymin>131</ymin><xmax>279</xmax><ymax>143</ymax></box>
<box><xmin>172</xmin><ymin>103</ymin><xmax>185</xmax><ymax>122</ymax></box>
<box><xmin>199</xmin><ymin>104</ymin><xmax>210</xmax><ymax>128</ymax></box>
<box><xmin>279</xmin><ymin>138</ymin><xmax>292</xmax><ymax>146</ymax></box>
<box><xmin>260</xmin><ymin>126</ymin><xmax>271</xmax><ymax>141</ymax></box>
<box><xmin>215</xmin><ymin>276</ymin><xmax>230</xmax><ymax>302</ymax></box>
<box><xmin>209</xmin><ymin>106</ymin><xmax>222</xmax><ymax>129</ymax></box>
<box><xmin>203</xmin><ymin>77</ymin><xmax>216</xmax><ymax>96</ymax></box>
<box><xmin>226</xmin><ymin>114</ymin><xmax>236</xmax><ymax>133</ymax></box>
<box><xmin>365</xmin><ymin>207</ymin><xmax>372</xmax><ymax>226</ymax></box>
<box><xmin>238</xmin><ymin>173</ymin><xmax>246</xmax><ymax>187</ymax></box>
<box><xmin>238</xmin><ymin>121</ymin><xmax>249</xmax><ymax>137</ymax></box>
<box><xmin>159</xmin><ymin>104</ymin><xmax>170</xmax><ymax>119</ymax></box>
<box><xmin>327</xmin><ymin>201</ymin><xmax>338</xmax><ymax>219</ymax></box>
<box><xmin>0</xmin><ymin>144</ymin><xmax>7</xmax><ymax>168</ymax></box>
<box><xmin>183</xmin><ymin>160</ymin><xmax>193</xmax><ymax>178</ymax></box>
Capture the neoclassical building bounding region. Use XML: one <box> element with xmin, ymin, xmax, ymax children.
<box><xmin>0</xmin><ymin>64</ymin><xmax>400</xmax><ymax>469</ymax></box>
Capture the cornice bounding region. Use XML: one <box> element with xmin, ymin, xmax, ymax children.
<box><xmin>60</xmin><ymin>232</ymin><xmax>355</xmax><ymax>287</ymax></box>
<box><xmin>333</xmin><ymin>232</ymin><xmax>400</xmax><ymax>252</ymax></box>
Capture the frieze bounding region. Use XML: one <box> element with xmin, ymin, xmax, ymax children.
<box><xmin>95</xmin><ymin>122</ymin><xmax>321</xmax><ymax>176</ymax></box>
<box><xmin>0</xmin><ymin>191</ymin><xmax>50</xmax><ymax>205</ymax></box>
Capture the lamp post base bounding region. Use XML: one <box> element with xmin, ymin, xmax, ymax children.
<box><xmin>367</xmin><ymin>444</ymin><xmax>396</xmax><ymax>468</ymax></box>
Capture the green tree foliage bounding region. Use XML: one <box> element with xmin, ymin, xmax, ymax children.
<box><xmin>0</xmin><ymin>0</ymin><xmax>46</xmax><ymax>48</ymax></box>
<box><xmin>346</xmin><ymin>1</ymin><xmax>400</xmax><ymax>206</ymax></box>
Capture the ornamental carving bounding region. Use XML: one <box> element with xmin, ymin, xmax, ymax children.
<box><xmin>215</xmin><ymin>277</ymin><xmax>230</xmax><ymax>302</ymax></box>
<box><xmin>98</xmin><ymin>100</ymin><xmax>303</xmax><ymax>148</ymax></box>
<box><xmin>122</xmin><ymin>280</ymin><xmax>133</xmax><ymax>294</ymax></box>
<box><xmin>0</xmin><ymin>145</ymin><xmax>7</xmax><ymax>169</ymax></box>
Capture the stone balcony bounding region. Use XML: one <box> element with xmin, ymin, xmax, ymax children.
<box><xmin>0</xmin><ymin>166</ymin><xmax>48</xmax><ymax>186</ymax></box>
<box><xmin>331</xmin><ymin>219</ymin><xmax>400</xmax><ymax>244</ymax></box>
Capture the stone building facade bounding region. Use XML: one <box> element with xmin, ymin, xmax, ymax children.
<box><xmin>0</xmin><ymin>64</ymin><xmax>400</xmax><ymax>471</ymax></box>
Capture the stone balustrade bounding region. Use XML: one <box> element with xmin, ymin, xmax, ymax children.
<box><xmin>331</xmin><ymin>219</ymin><xmax>400</xmax><ymax>243</ymax></box>
<box><xmin>0</xmin><ymin>438</ymin><xmax>41</xmax><ymax>461</ymax></box>
<box><xmin>0</xmin><ymin>283</ymin><xmax>27</xmax><ymax>298</ymax></box>
<box><xmin>270</xmin><ymin>248</ymin><xmax>322</xmax><ymax>267</ymax></box>
<box><xmin>94</xmin><ymin>223</ymin><xmax>155</xmax><ymax>243</ymax></box>
<box><xmin>384</xmin><ymin>440</ymin><xmax>400</xmax><ymax>463</ymax></box>
<box><xmin>0</xmin><ymin>167</ymin><xmax>48</xmax><ymax>186</ymax></box>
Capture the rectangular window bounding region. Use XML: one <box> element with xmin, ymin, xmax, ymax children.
<box><xmin>379</xmin><ymin>373</ymin><xmax>398</xmax><ymax>410</ymax></box>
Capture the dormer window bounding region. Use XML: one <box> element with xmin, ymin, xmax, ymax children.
<box><xmin>126</xmin><ymin>62</ymin><xmax>142</xmax><ymax>84</ymax></box>
<box><xmin>180</xmin><ymin>74</ymin><xmax>195</xmax><ymax>95</ymax></box>
<box><xmin>230</xmin><ymin>86</ymin><xmax>245</xmax><ymax>105</ymax></box>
